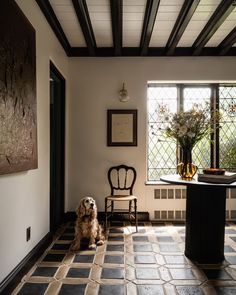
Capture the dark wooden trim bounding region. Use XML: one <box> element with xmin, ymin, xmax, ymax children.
<box><xmin>68</xmin><ymin>46</ymin><xmax>236</xmax><ymax>57</ymax></box>
<box><xmin>215</xmin><ymin>85</ymin><xmax>220</xmax><ymax>168</ymax></box>
<box><xmin>35</xmin><ymin>0</ymin><xmax>71</xmax><ymax>55</ymax></box>
<box><xmin>64</xmin><ymin>211</ymin><xmax>149</xmax><ymax>222</ymax></box>
<box><xmin>140</xmin><ymin>0</ymin><xmax>160</xmax><ymax>56</ymax></box>
<box><xmin>0</xmin><ymin>232</ymin><xmax>53</xmax><ymax>295</ymax></box>
<box><xmin>110</xmin><ymin>0</ymin><xmax>122</xmax><ymax>56</ymax></box>
<box><xmin>192</xmin><ymin>0</ymin><xmax>235</xmax><ymax>55</ymax></box>
<box><xmin>50</xmin><ymin>61</ymin><xmax>66</xmax><ymax>232</ymax></box>
<box><xmin>218</xmin><ymin>27</ymin><xmax>236</xmax><ymax>55</ymax></box>
<box><xmin>71</xmin><ymin>0</ymin><xmax>96</xmax><ymax>56</ymax></box>
<box><xmin>165</xmin><ymin>0</ymin><xmax>200</xmax><ymax>55</ymax></box>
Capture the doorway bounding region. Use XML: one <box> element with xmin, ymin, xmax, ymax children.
<box><xmin>50</xmin><ymin>62</ymin><xmax>65</xmax><ymax>232</ymax></box>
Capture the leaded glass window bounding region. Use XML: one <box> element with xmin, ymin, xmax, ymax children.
<box><xmin>147</xmin><ymin>84</ymin><xmax>236</xmax><ymax>181</ymax></box>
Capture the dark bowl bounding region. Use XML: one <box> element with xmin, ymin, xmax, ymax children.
<box><xmin>203</xmin><ymin>168</ymin><xmax>225</xmax><ymax>175</ymax></box>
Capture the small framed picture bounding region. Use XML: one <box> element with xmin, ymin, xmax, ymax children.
<box><xmin>107</xmin><ymin>109</ymin><xmax>137</xmax><ymax>146</ymax></box>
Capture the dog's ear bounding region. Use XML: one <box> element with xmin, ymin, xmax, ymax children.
<box><xmin>77</xmin><ymin>199</ymin><xmax>86</xmax><ymax>218</ymax></box>
<box><xmin>91</xmin><ymin>200</ymin><xmax>97</xmax><ymax>219</ymax></box>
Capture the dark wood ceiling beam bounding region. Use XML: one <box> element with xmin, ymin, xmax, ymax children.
<box><xmin>35</xmin><ymin>0</ymin><xmax>71</xmax><ymax>55</ymax></box>
<box><xmin>110</xmin><ymin>0</ymin><xmax>122</xmax><ymax>56</ymax></box>
<box><xmin>165</xmin><ymin>0</ymin><xmax>200</xmax><ymax>55</ymax></box>
<box><xmin>69</xmin><ymin>46</ymin><xmax>236</xmax><ymax>57</ymax></box>
<box><xmin>218</xmin><ymin>27</ymin><xmax>236</xmax><ymax>55</ymax></box>
<box><xmin>72</xmin><ymin>0</ymin><xmax>96</xmax><ymax>56</ymax></box>
<box><xmin>140</xmin><ymin>0</ymin><xmax>160</xmax><ymax>56</ymax></box>
<box><xmin>192</xmin><ymin>0</ymin><xmax>236</xmax><ymax>55</ymax></box>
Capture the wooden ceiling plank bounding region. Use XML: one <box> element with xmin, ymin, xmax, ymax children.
<box><xmin>72</xmin><ymin>0</ymin><xmax>96</xmax><ymax>56</ymax></box>
<box><xmin>35</xmin><ymin>0</ymin><xmax>71</xmax><ymax>55</ymax></box>
<box><xmin>192</xmin><ymin>0</ymin><xmax>236</xmax><ymax>55</ymax></box>
<box><xmin>110</xmin><ymin>0</ymin><xmax>122</xmax><ymax>56</ymax></box>
<box><xmin>218</xmin><ymin>27</ymin><xmax>236</xmax><ymax>55</ymax></box>
<box><xmin>165</xmin><ymin>0</ymin><xmax>201</xmax><ymax>55</ymax></box>
<box><xmin>140</xmin><ymin>0</ymin><xmax>161</xmax><ymax>56</ymax></box>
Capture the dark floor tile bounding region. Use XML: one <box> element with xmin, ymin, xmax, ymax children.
<box><xmin>104</xmin><ymin>255</ymin><xmax>124</xmax><ymax>264</ymax></box>
<box><xmin>31</xmin><ymin>266</ymin><xmax>58</xmax><ymax>277</ymax></box>
<box><xmin>137</xmin><ymin>285</ymin><xmax>164</xmax><ymax>295</ymax></box>
<box><xmin>224</xmin><ymin>245</ymin><xmax>235</xmax><ymax>253</ymax></box>
<box><xmin>156</xmin><ymin>236</ymin><xmax>174</xmax><ymax>243</ymax></box>
<box><xmin>135</xmin><ymin>268</ymin><xmax>159</xmax><ymax>279</ymax></box>
<box><xmin>159</xmin><ymin>244</ymin><xmax>180</xmax><ymax>252</ymax></box>
<box><xmin>225</xmin><ymin>255</ymin><xmax>236</xmax><ymax>264</ymax></box>
<box><xmin>202</xmin><ymin>269</ymin><xmax>232</xmax><ymax>280</ymax></box>
<box><xmin>101</xmin><ymin>268</ymin><xmax>124</xmax><ymax>279</ymax></box>
<box><xmin>133</xmin><ymin>236</ymin><xmax>149</xmax><ymax>242</ymax></box>
<box><xmin>164</xmin><ymin>255</ymin><xmax>186</xmax><ymax>264</ymax></box>
<box><xmin>58</xmin><ymin>284</ymin><xmax>87</xmax><ymax>295</ymax></box>
<box><xmin>108</xmin><ymin>236</ymin><xmax>124</xmax><ymax>242</ymax></box>
<box><xmin>133</xmin><ymin>244</ymin><xmax>153</xmax><ymax>252</ymax></box>
<box><xmin>134</xmin><ymin>255</ymin><xmax>156</xmax><ymax>264</ymax></box>
<box><xmin>176</xmin><ymin>286</ymin><xmax>205</xmax><ymax>295</ymax></box>
<box><xmin>225</xmin><ymin>229</ymin><xmax>236</xmax><ymax>234</ymax></box>
<box><xmin>43</xmin><ymin>253</ymin><xmax>65</xmax><ymax>262</ymax></box>
<box><xmin>170</xmin><ymin>269</ymin><xmax>196</xmax><ymax>280</ymax></box>
<box><xmin>51</xmin><ymin>243</ymin><xmax>71</xmax><ymax>250</ymax></box>
<box><xmin>109</xmin><ymin>228</ymin><xmax>124</xmax><ymax>233</ymax></box>
<box><xmin>106</xmin><ymin>244</ymin><xmax>124</xmax><ymax>252</ymax></box>
<box><xmin>214</xmin><ymin>286</ymin><xmax>236</xmax><ymax>295</ymax></box>
<box><xmin>99</xmin><ymin>284</ymin><xmax>124</xmax><ymax>295</ymax></box>
<box><xmin>73</xmin><ymin>254</ymin><xmax>94</xmax><ymax>263</ymax></box>
<box><xmin>66</xmin><ymin>268</ymin><xmax>90</xmax><ymax>278</ymax></box>
<box><xmin>58</xmin><ymin>235</ymin><xmax>74</xmax><ymax>241</ymax></box>
<box><xmin>17</xmin><ymin>283</ymin><xmax>49</xmax><ymax>295</ymax></box>
<box><xmin>229</xmin><ymin>236</ymin><xmax>236</xmax><ymax>242</ymax></box>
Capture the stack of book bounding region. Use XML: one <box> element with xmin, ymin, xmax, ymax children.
<box><xmin>198</xmin><ymin>171</ymin><xmax>236</xmax><ymax>184</ymax></box>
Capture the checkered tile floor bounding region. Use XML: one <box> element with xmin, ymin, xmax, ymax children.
<box><xmin>12</xmin><ymin>221</ymin><xmax>236</xmax><ymax>295</ymax></box>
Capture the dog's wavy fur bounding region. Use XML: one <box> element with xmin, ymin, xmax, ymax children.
<box><xmin>71</xmin><ymin>196</ymin><xmax>105</xmax><ymax>250</ymax></box>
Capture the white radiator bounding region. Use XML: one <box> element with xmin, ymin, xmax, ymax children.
<box><xmin>148</xmin><ymin>185</ymin><xmax>236</xmax><ymax>221</ymax></box>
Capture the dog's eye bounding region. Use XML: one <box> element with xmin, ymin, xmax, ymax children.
<box><xmin>85</xmin><ymin>200</ymin><xmax>89</xmax><ymax>203</ymax></box>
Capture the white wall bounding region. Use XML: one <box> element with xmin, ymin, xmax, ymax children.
<box><xmin>68</xmin><ymin>57</ymin><xmax>236</xmax><ymax>214</ymax></box>
<box><xmin>0</xmin><ymin>0</ymin><xmax>69</xmax><ymax>283</ymax></box>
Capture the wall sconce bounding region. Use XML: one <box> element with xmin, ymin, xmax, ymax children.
<box><xmin>119</xmin><ymin>83</ymin><xmax>130</xmax><ymax>102</ymax></box>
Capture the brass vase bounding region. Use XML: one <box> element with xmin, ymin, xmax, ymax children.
<box><xmin>177</xmin><ymin>148</ymin><xmax>198</xmax><ymax>180</ymax></box>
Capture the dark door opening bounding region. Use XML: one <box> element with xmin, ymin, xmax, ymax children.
<box><xmin>50</xmin><ymin>62</ymin><xmax>65</xmax><ymax>232</ymax></box>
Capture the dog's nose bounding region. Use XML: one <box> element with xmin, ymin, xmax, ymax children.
<box><xmin>90</xmin><ymin>203</ymin><xmax>94</xmax><ymax>208</ymax></box>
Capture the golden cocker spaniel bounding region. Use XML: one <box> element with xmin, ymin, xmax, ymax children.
<box><xmin>71</xmin><ymin>196</ymin><xmax>105</xmax><ymax>250</ymax></box>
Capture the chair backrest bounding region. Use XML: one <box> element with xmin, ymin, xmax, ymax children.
<box><xmin>108</xmin><ymin>164</ymin><xmax>137</xmax><ymax>195</ymax></box>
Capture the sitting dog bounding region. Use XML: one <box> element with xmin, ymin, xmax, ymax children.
<box><xmin>71</xmin><ymin>196</ymin><xmax>105</xmax><ymax>250</ymax></box>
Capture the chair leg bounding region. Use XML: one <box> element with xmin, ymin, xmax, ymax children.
<box><xmin>105</xmin><ymin>198</ymin><xmax>108</xmax><ymax>230</ymax></box>
<box><xmin>129</xmin><ymin>200</ymin><xmax>132</xmax><ymax>223</ymax></box>
<box><xmin>134</xmin><ymin>199</ymin><xmax>138</xmax><ymax>232</ymax></box>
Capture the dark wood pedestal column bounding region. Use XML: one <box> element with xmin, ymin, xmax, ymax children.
<box><xmin>185</xmin><ymin>185</ymin><xmax>226</xmax><ymax>264</ymax></box>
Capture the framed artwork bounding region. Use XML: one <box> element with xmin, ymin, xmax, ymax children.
<box><xmin>0</xmin><ymin>0</ymin><xmax>37</xmax><ymax>175</ymax></box>
<box><xmin>107</xmin><ymin>109</ymin><xmax>137</xmax><ymax>146</ymax></box>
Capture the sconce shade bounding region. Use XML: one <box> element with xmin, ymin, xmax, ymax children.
<box><xmin>119</xmin><ymin>83</ymin><xmax>130</xmax><ymax>102</ymax></box>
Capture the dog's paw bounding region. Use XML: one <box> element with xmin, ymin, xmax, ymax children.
<box><xmin>71</xmin><ymin>242</ymin><xmax>80</xmax><ymax>251</ymax></box>
<box><xmin>89</xmin><ymin>243</ymin><xmax>96</xmax><ymax>249</ymax></box>
<box><xmin>97</xmin><ymin>240</ymin><xmax>104</xmax><ymax>246</ymax></box>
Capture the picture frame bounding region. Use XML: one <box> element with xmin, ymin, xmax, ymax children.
<box><xmin>107</xmin><ymin>109</ymin><xmax>137</xmax><ymax>146</ymax></box>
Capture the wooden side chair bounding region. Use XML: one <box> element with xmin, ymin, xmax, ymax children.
<box><xmin>105</xmin><ymin>164</ymin><xmax>138</xmax><ymax>232</ymax></box>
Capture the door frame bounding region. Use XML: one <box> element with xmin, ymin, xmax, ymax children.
<box><xmin>50</xmin><ymin>61</ymin><xmax>65</xmax><ymax>232</ymax></box>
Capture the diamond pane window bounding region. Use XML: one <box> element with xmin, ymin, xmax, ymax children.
<box><xmin>219</xmin><ymin>86</ymin><xmax>236</xmax><ymax>171</ymax></box>
<box><xmin>147</xmin><ymin>83</ymin><xmax>236</xmax><ymax>181</ymax></box>
<box><xmin>147</xmin><ymin>85</ymin><xmax>177</xmax><ymax>180</ymax></box>
<box><xmin>183</xmin><ymin>87</ymin><xmax>211</xmax><ymax>171</ymax></box>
